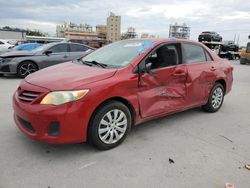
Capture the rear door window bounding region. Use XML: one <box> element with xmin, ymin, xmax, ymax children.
<box><xmin>49</xmin><ymin>44</ymin><xmax>68</xmax><ymax>53</ymax></box>
<box><xmin>182</xmin><ymin>43</ymin><xmax>206</xmax><ymax>64</ymax></box>
<box><xmin>70</xmin><ymin>44</ymin><xmax>89</xmax><ymax>52</ymax></box>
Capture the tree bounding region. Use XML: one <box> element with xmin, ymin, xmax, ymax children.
<box><xmin>26</xmin><ymin>30</ymin><xmax>45</xmax><ymax>37</ymax></box>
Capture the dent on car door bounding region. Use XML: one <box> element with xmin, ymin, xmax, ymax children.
<box><xmin>182</xmin><ymin>43</ymin><xmax>216</xmax><ymax>106</ymax></box>
<box><xmin>137</xmin><ymin>43</ymin><xmax>188</xmax><ymax>118</ymax></box>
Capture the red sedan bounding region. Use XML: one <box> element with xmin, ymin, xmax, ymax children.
<box><xmin>13</xmin><ymin>39</ymin><xmax>233</xmax><ymax>150</ymax></box>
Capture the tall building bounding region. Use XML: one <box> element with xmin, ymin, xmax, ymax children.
<box><xmin>106</xmin><ymin>12</ymin><xmax>121</xmax><ymax>42</ymax></box>
<box><xmin>96</xmin><ymin>25</ymin><xmax>107</xmax><ymax>40</ymax></box>
<box><xmin>169</xmin><ymin>23</ymin><xmax>190</xmax><ymax>39</ymax></box>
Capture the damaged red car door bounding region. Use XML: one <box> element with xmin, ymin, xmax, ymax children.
<box><xmin>137</xmin><ymin>43</ymin><xmax>188</xmax><ymax>118</ymax></box>
<box><xmin>182</xmin><ymin>43</ymin><xmax>217</xmax><ymax>107</ymax></box>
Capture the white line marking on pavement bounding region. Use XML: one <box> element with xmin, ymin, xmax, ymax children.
<box><xmin>79</xmin><ymin>161</ymin><xmax>96</xmax><ymax>170</ymax></box>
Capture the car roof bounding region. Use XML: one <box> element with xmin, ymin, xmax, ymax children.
<box><xmin>123</xmin><ymin>38</ymin><xmax>205</xmax><ymax>46</ymax></box>
<box><xmin>47</xmin><ymin>42</ymin><xmax>93</xmax><ymax>49</ymax></box>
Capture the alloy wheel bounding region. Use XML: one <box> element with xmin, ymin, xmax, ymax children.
<box><xmin>211</xmin><ymin>87</ymin><xmax>223</xmax><ymax>109</ymax></box>
<box><xmin>20</xmin><ymin>63</ymin><xmax>37</xmax><ymax>76</ymax></box>
<box><xmin>98</xmin><ymin>109</ymin><xmax>128</xmax><ymax>144</ymax></box>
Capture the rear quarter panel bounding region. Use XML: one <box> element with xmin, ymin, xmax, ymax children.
<box><xmin>215</xmin><ymin>58</ymin><xmax>233</xmax><ymax>94</ymax></box>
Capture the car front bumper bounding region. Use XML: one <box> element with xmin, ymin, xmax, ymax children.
<box><xmin>12</xmin><ymin>82</ymin><xmax>92</xmax><ymax>144</ymax></box>
<box><xmin>0</xmin><ymin>61</ymin><xmax>18</xmax><ymax>74</ymax></box>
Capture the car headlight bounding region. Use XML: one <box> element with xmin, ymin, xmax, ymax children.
<box><xmin>40</xmin><ymin>89</ymin><xmax>89</xmax><ymax>105</ymax></box>
<box><xmin>2</xmin><ymin>57</ymin><xmax>16</xmax><ymax>63</ymax></box>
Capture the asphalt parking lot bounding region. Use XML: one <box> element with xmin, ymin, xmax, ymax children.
<box><xmin>0</xmin><ymin>60</ymin><xmax>250</xmax><ymax>188</ymax></box>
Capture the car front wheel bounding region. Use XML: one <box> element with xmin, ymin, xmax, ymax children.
<box><xmin>202</xmin><ymin>83</ymin><xmax>224</xmax><ymax>113</ymax></box>
<box><xmin>17</xmin><ymin>61</ymin><xmax>38</xmax><ymax>78</ymax></box>
<box><xmin>88</xmin><ymin>101</ymin><xmax>132</xmax><ymax>150</ymax></box>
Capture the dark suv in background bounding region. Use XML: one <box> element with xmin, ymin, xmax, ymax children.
<box><xmin>198</xmin><ymin>31</ymin><xmax>222</xmax><ymax>42</ymax></box>
<box><xmin>222</xmin><ymin>41</ymin><xmax>239</xmax><ymax>52</ymax></box>
<box><xmin>0</xmin><ymin>42</ymin><xmax>94</xmax><ymax>78</ymax></box>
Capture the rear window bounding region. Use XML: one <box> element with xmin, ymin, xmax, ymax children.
<box><xmin>182</xmin><ymin>43</ymin><xmax>206</xmax><ymax>64</ymax></box>
<box><xmin>70</xmin><ymin>44</ymin><xmax>89</xmax><ymax>52</ymax></box>
<box><xmin>49</xmin><ymin>44</ymin><xmax>68</xmax><ymax>53</ymax></box>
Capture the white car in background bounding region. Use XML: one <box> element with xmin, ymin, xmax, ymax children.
<box><xmin>0</xmin><ymin>40</ymin><xmax>14</xmax><ymax>51</ymax></box>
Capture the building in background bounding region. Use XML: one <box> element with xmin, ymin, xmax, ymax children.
<box><xmin>106</xmin><ymin>12</ymin><xmax>121</xmax><ymax>42</ymax></box>
<box><xmin>169</xmin><ymin>23</ymin><xmax>190</xmax><ymax>39</ymax></box>
<box><xmin>141</xmin><ymin>33</ymin><xmax>156</xmax><ymax>38</ymax></box>
<box><xmin>96</xmin><ymin>25</ymin><xmax>107</xmax><ymax>40</ymax></box>
<box><xmin>56</xmin><ymin>21</ymin><xmax>108</xmax><ymax>48</ymax></box>
<box><xmin>0</xmin><ymin>28</ymin><xmax>26</xmax><ymax>40</ymax></box>
<box><xmin>56</xmin><ymin>22</ymin><xmax>96</xmax><ymax>39</ymax></box>
<box><xmin>63</xmin><ymin>31</ymin><xmax>97</xmax><ymax>40</ymax></box>
<box><xmin>121</xmin><ymin>27</ymin><xmax>137</xmax><ymax>40</ymax></box>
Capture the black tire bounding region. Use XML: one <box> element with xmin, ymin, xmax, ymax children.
<box><xmin>17</xmin><ymin>61</ymin><xmax>38</xmax><ymax>78</ymax></box>
<box><xmin>202</xmin><ymin>83</ymin><xmax>224</xmax><ymax>113</ymax></box>
<box><xmin>88</xmin><ymin>101</ymin><xmax>132</xmax><ymax>150</ymax></box>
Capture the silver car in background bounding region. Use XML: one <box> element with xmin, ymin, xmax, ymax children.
<box><xmin>0</xmin><ymin>42</ymin><xmax>94</xmax><ymax>78</ymax></box>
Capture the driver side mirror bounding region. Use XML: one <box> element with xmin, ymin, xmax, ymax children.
<box><xmin>44</xmin><ymin>50</ymin><xmax>52</xmax><ymax>56</ymax></box>
<box><xmin>145</xmin><ymin>62</ymin><xmax>157</xmax><ymax>77</ymax></box>
<box><xmin>145</xmin><ymin>62</ymin><xmax>152</xmax><ymax>72</ymax></box>
<box><xmin>135</xmin><ymin>60</ymin><xmax>156</xmax><ymax>77</ymax></box>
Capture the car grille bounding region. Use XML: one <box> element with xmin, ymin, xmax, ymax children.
<box><xmin>18</xmin><ymin>90</ymin><xmax>41</xmax><ymax>103</ymax></box>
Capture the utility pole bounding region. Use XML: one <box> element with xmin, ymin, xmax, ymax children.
<box><xmin>237</xmin><ymin>34</ymin><xmax>240</xmax><ymax>45</ymax></box>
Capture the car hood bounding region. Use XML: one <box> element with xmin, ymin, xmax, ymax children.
<box><xmin>25</xmin><ymin>62</ymin><xmax>117</xmax><ymax>91</ymax></box>
<box><xmin>0</xmin><ymin>50</ymin><xmax>35</xmax><ymax>58</ymax></box>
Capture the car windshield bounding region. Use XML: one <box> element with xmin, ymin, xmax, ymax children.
<box><xmin>80</xmin><ymin>40</ymin><xmax>155</xmax><ymax>68</ymax></box>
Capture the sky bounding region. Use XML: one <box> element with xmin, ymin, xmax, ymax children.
<box><xmin>0</xmin><ymin>0</ymin><xmax>250</xmax><ymax>46</ymax></box>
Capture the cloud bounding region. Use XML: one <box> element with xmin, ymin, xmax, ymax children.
<box><xmin>0</xmin><ymin>0</ymin><xmax>249</xmax><ymax>45</ymax></box>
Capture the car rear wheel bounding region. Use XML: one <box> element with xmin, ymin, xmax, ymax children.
<box><xmin>88</xmin><ymin>101</ymin><xmax>132</xmax><ymax>150</ymax></box>
<box><xmin>17</xmin><ymin>61</ymin><xmax>38</xmax><ymax>78</ymax></box>
<box><xmin>202</xmin><ymin>83</ymin><xmax>224</xmax><ymax>113</ymax></box>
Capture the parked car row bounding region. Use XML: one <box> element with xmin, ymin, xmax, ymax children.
<box><xmin>0</xmin><ymin>42</ymin><xmax>94</xmax><ymax>78</ymax></box>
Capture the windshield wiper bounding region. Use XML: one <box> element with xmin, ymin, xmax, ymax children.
<box><xmin>80</xmin><ymin>60</ymin><xmax>107</xmax><ymax>68</ymax></box>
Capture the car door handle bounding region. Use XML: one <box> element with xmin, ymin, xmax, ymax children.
<box><xmin>210</xmin><ymin>66</ymin><xmax>216</xmax><ymax>71</ymax></box>
<box><xmin>63</xmin><ymin>55</ymin><xmax>68</xmax><ymax>58</ymax></box>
